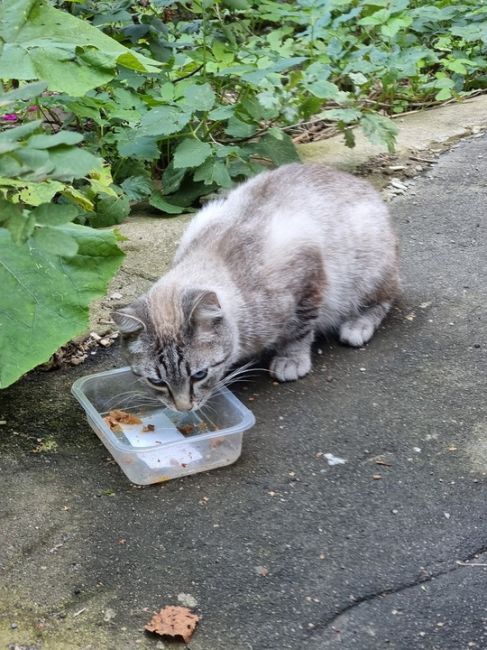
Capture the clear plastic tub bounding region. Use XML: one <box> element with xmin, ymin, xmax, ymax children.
<box><xmin>71</xmin><ymin>367</ymin><xmax>255</xmax><ymax>485</ymax></box>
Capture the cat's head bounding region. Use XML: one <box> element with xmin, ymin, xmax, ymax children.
<box><xmin>112</xmin><ymin>288</ymin><xmax>237</xmax><ymax>412</ymax></box>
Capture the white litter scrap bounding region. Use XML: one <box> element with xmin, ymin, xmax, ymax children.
<box><xmin>324</xmin><ymin>453</ymin><xmax>347</xmax><ymax>466</ymax></box>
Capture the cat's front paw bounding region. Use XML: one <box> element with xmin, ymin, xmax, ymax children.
<box><xmin>270</xmin><ymin>353</ymin><xmax>311</xmax><ymax>382</ymax></box>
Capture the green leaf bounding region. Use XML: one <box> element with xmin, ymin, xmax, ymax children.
<box><xmin>44</xmin><ymin>146</ymin><xmax>101</xmax><ymax>182</ymax></box>
<box><xmin>381</xmin><ymin>15</ymin><xmax>412</xmax><ymax>39</ymax></box>
<box><xmin>193</xmin><ymin>158</ymin><xmax>232</xmax><ymax>188</ymax></box>
<box><xmin>138</xmin><ymin>106</ymin><xmax>192</xmax><ymax>137</ymax></box>
<box><xmin>88</xmin><ymin>194</ymin><xmax>130</xmax><ymax>228</ymax></box>
<box><xmin>224</xmin><ymin>117</ymin><xmax>257</xmax><ymax>138</ymax></box>
<box><xmin>249</xmin><ymin>132</ymin><xmax>300</xmax><ymax>166</ymax></box>
<box><xmin>445</xmin><ymin>59</ymin><xmax>467</xmax><ymax>75</ymax></box>
<box><xmin>306</xmin><ymin>80</ymin><xmax>349</xmax><ymax>103</ymax></box>
<box><xmin>435</xmin><ymin>87</ymin><xmax>452</xmax><ymax>101</ymax></box>
<box><xmin>0</xmin><ymin>223</ymin><xmax>124</xmax><ymax>388</ymax></box>
<box><xmin>320</xmin><ymin>108</ymin><xmax>362</xmax><ymax>123</ymax></box>
<box><xmin>28</xmin><ymin>131</ymin><xmax>84</xmax><ymax>149</ymax></box>
<box><xmin>162</xmin><ymin>163</ymin><xmax>186</xmax><ymax>195</ymax></box>
<box><xmin>116</xmin><ymin>133</ymin><xmax>160</xmax><ymax>160</ymax></box>
<box><xmin>358</xmin><ymin>9</ymin><xmax>390</xmax><ymax>26</ymax></box>
<box><xmin>222</xmin><ymin>0</ymin><xmax>250</xmax><ymax>9</ymax></box>
<box><xmin>31</xmin><ymin>226</ymin><xmax>79</xmax><ymax>257</ymax></box>
<box><xmin>0</xmin><ymin>81</ymin><xmax>47</xmax><ymax>107</ymax></box>
<box><xmin>18</xmin><ymin>180</ymin><xmax>65</xmax><ymax>206</ymax></box>
<box><xmin>0</xmin><ymin>120</ymin><xmax>43</xmax><ymax>154</ymax></box>
<box><xmin>32</xmin><ymin>203</ymin><xmax>79</xmax><ymax>226</ymax></box>
<box><xmin>181</xmin><ymin>83</ymin><xmax>216</xmax><ymax>112</ymax></box>
<box><xmin>360</xmin><ymin>114</ymin><xmax>398</xmax><ymax>153</ymax></box>
<box><xmin>120</xmin><ymin>175</ymin><xmax>152</xmax><ymax>202</ymax></box>
<box><xmin>208</xmin><ymin>105</ymin><xmax>234</xmax><ymax>120</ymax></box>
<box><xmin>173</xmin><ymin>139</ymin><xmax>213</xmax><ymax>169</ymax></box>
<box><xmin>149</xmin><ymin>192</ymin><xmax>186</xmax><ymax>215</ymax></box>
<box><xmin>0</xmin><ymin>0</ymin><xmax>160</xmax><ymax>95</ymax></box>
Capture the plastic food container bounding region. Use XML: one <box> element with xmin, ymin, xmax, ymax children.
<box><xmin>72</xmin><ymin>367</ymin><xmax>255</xmax><ymax>485</ymax></box>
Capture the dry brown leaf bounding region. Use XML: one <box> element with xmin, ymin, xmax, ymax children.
<box><xmin>142</xmin><ymin>424</ymin><xmax>155</xmax><ymax>432</ymax></box>
<box><xmin>144</xmin><ymin>606</ymin><xmax>199</xmax><ymax>643</ymax></box>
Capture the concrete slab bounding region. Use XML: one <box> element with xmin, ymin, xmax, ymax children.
<box><xmin>1</xmin><ymin>135</ymin><xmax>486</xmax><ymax>650</ymax></box>
<box><xmin>89</xmin><ymin>214</ymin><xmax>191</xmax><ymax>332</ymax></box>
<box><xmin>299</xmin><ymin>95</ymin><xmax>487</xmax><ymax>169</ymax></box>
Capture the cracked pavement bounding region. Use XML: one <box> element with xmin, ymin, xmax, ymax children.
<box><xmin>0</xmin><ymin>135</ymin><xmax>486</xmax><ymax>649</ymax></box>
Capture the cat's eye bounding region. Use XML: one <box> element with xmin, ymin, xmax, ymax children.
<box><xmin>191</xmin><ymin>369</ymin><xmax>208</xmax><ymax>382</ymax></box>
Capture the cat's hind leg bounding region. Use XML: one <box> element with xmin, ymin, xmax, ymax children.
<box><xmin>339</xmin><ymin>301</ymin><xmax>391</xmax><ymax>347</ymax></box>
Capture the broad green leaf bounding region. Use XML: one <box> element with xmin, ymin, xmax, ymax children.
<box><xmin>162</xmin><ymin>163</ymin><xmax>186</xmax><ymax>195</ymax></box>
<box><xmin>224</xmin><ymin>117</ymin><xmax>257</xmax><ymax>138</ymax></box>
<box><xmin>31</xmin><ymin>226</ymin><xmax>79</xmax><ymax>257</ymax></box>
<box><xmin>249</xmin><ymin>131</ymin><xmax>300</xmax><ymax>166</ymax></box>
<box><xmin>138</xmin><ymin>106</ymin><xmax>192</xmax><ymax>136</ymax></box>
<box><xmin>181</xmin><ymin>83</ymin><xmax>216</xmax><ymax>112</ymax></box>
<box><xmin>307</xmin><ymin>80</ymin><xmax>349</xmax><ymax>103</ymax></box>
<box><xmin>62</xmin><ymin>187</ymin><xmax>95</xmax><ymax>211</ymax></box>
<box><xmin>88</xmin><ymin>194</ymin><xmax>130</xmax><ymax>228</ymax></box>
<box><xmin>32</xmin><ymin>203</ymin><xmax>79</xmax><ymax>226</ymax></box>
<box><xmin>193</xmin><ymin>159</ymin><xmax>232</xmax><ymax>188</ymax></box>
<box><xmin>0</xmin><ymin>120</ymin><xmax>43</xmax><ymax>152</ymax></box>
<box><xmin>435</xmin><ymin>87</ymin><xmax>452</xmax><ymax>101</ymax></box>
<box><xmin>208</xmin><ymin>105</ymin><xmax>234</xmax><ymax>120</ymax></box>
<box><xmin>116</xmin><ymin>133</ymin><xmax>160</xmax><ymax>160</ymax></box>
<box><xmin>320</xmin><ymin>108</ymin><xmax>362</xmax><ymax>123</ymax></box>
<box><xmin>360</xmin><ymin>114</ymin><xmax>398</xmax><ymax>153</ymax></box>
<box><xmin>149</xmin><ymin>192</ymin><xmax>186</xmax><ymax>215</ymax></box>
<box><xmin>120</xmin><ymin>175</ymin><xmax>153</xmax><ymax>201</ymax></box>
<box><xmin>445</xmin><ymin>59</ymin><xmax>467</xmax><ymax>74</ymax></box>
<box><xmin>29</xmin><ymin>131</ymin><xmax>84</xmax><ymax>149</ymax></box>
<box><xmin>0</xmin><ymin>224</ymin><xmax>124</xmax><ymax>387</ymax></box>
<box><xmin>348</xmin><ymin>72</ymin><xmax>368</xmax><ymax>86</ymax></box>
<box><xmin>46</xmin><ymin>146</ymin><xmax>101</xmax><ymax>182</ymax></box>
<box><xmin>19</xmin><ymin>180</ymin><xmax>65</xmax><ymax>206</ymax></box>
<box><xmin>0</xmin><ymin>81</ymin><xmax>47</xmax><ymax>107</ymax></box>
<box><xmin>222</xmin><ymin>0</ymin><xmax>250</xmax><ymax>9</ymax></box>
<box><xmin>0</xmin><ymin>0</ymin><xmax>160</xmax><ymax>95</ymax></box>
<box><xmin>358</xmin><ymin>9</ymin><xmax>390</xmax><ymax>26</ymax></box>
<box><xmin>173</xmin><ymin>139</ymin><xmax>213</xmax><ymax>169</ymax></box>
<box><xmin>381</xmin><ymin>16</ymin><xmax>412</xmax><ymax>38</ymax></box>
<box><xmin>0</xmin><ymin>198</ymin><xmax>36</xmax><ymax>241</ymax></box>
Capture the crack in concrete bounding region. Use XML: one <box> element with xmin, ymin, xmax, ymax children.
<box><xmin>307</xmin><ymin>546</ymin><xmax>487</xmax><ymax>639</ymax></box>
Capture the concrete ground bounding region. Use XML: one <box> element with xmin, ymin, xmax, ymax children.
<box><xmin>0</xmin><ymin>135</ymin><xmax>486</xmax><ymax>650</ymax></box>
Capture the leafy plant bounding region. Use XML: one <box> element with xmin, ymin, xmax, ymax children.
<box><xmin>41</xmin><ymin>0</ymin><xmax>486</xmax><ymax>212</ymax></box>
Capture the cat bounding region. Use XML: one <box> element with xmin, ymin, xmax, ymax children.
<box><xmin>112</xmin><ymin>163</ymin><xmax>399</xmax><ymax>412</ymax></box>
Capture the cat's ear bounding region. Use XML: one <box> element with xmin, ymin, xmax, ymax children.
<box><xmin>111</xmin><ymin>301</ymin><xmax>147</xmax><ymax>334</ymax></box>
<box><xmin>184</xmin><ymin>290</ymin><xmax>222</xmax><ymax>328</ymax></box>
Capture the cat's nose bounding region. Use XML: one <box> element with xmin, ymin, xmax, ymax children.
<box><xmin>173</xmin><ymin>396</ymin><xmax>192</xmax><ymax>412</ymax></box>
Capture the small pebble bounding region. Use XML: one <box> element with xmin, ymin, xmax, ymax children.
<box><xmin>10</xmin><ymin>623</ymin><xmax>17</xmax><ymax>629</ymax></box>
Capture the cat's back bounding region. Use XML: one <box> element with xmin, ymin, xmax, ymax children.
<box><xmin>175</xmin><ymin>163</ymin><xmax>389</xmax><ymax>261</ymax></box>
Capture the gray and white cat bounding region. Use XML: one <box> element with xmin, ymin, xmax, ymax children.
<box><xmin>113</xmin><ymin>163</ymin><xmax>399</xmax><ymax>412</ymax></box>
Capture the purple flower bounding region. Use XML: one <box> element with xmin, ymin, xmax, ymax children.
<box><xmin>2</xmin><ymin>113</ymin><xmax>18</xmax><ymax>122</ymax></box>
<box><xmin>28</xmin><ymin>105</ymin><xmax>38</xmax><ymax>112</ymax></box>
